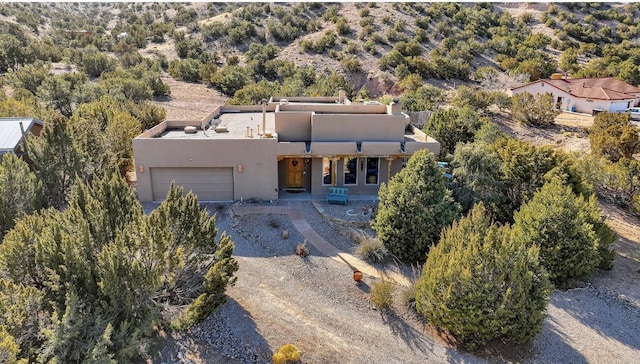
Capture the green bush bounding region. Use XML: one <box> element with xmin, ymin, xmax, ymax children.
<box><xmin>575</xmin><ymin>155</ymin><xmax>640</xmax><ymax>216</ymax></box>
<box><xmin>415</xmin><ymin>204</ymin><xmax>552</xmax><ymax>351</ymax></box>
<box><xmin>513</xmin><ymin>179</ymin><xmax>616</xmax><ymax>288</ymax></box>
<box><xmin>341</xmin><ymin>56</ymin><xmax>361</xmax><ymax>73</ymax></box>
<box><xmin>168</xmin><ymin>58</ymin><xmax>203</xmax><ymax>83</ymax></box>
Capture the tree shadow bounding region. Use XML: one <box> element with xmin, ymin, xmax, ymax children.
<box><xmin>380</xmin><ymin>309</ymin><xmax>436</xmax><ymax>353</ymax></box>
<box><xmin>551</xmin><ymin>288</ymin><xmax>640</xmax><ymax>351</ymax></box>
<box><xmin>187</xmin><ymin>297</ymin><xmax>272</xmax><ymax>363</ymax></box>
<box><xmin>478</xmin><ymin>315</ymin><xmax>589</xmax><ymax>364</ymax></box>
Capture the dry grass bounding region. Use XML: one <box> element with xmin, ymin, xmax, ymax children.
<box><xmin>353</xmin><ymin>231</ymin><xmax>389</xmax><ymax>263</ymax></box>
<box><xmin>370</xmin><ymin>277</ymin><xmax>395</xmax><ymax>310</ymax></box>
<box><xmin>295</xmin><ymin>241</ymin><xmax>310</xmax><ymax>257</ymax></box>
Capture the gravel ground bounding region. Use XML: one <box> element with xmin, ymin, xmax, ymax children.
<box><xmin>163</xmin><ymin>200</ymin><xmax>640</xmax><ymax>364</ymax></box>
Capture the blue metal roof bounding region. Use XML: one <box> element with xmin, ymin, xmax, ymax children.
<box><xmin>0</xmin><ymin>117</ymin><xmax>43</xmax><ymax>154</ymax></box>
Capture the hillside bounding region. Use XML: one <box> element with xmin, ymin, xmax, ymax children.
<box><xmin>1</xmin><ymin>2</ymin><xmax>639</xmax><ymax>121</ymax></box>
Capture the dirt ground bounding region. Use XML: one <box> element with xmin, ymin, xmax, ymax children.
<box><xmin>150</xmin><ymin>75</ymin><xmax>228</xmax><ymax>122</ymax></box>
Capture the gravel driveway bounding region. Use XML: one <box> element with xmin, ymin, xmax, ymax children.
<box><xmin>171</xmin><ymin>200</ymin><xmax>640</xmax><ymax>364</ymax></box>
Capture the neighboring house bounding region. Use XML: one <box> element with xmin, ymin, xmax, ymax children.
<box><xmin>0</xmin><ymin>117</ymin><xmax>43</xmax><ymax>156</ymax></box>
<box><xmin>509</xmin><ymin>76</ymin><xmax>640</xmax><ymax>115</ymax></box>
<box><xmin>133</xmin><ymin>92</ymin><xmax>440</xmax><ymax>202</ymax></box>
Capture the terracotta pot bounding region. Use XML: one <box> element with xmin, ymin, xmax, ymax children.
<box><xmin>353</xmin><ymin>270</ymin><xmax>363</xmax><ymax>282</ymax></box>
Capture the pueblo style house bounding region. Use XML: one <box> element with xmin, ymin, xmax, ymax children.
<box><xmin>133</xmin><ymin>92</ymin><xmax>439</xmax><ymax>202</ymax></box>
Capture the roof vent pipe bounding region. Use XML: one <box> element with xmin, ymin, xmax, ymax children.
<box><xmin>262</xmin><ymin>99</ymin><xmax>267</xmax><ymax>138</ymax></box>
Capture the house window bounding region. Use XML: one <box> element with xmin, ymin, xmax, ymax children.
<box><xmin>344</xmin><ymin>157</ymin><xmax>357</xmax><ymax>185</ymax></box>
<box><xmin>322</xmin><ymin>157</ymin><xmax>333</xmax><ymax>185</ymax></box>
<box><xmin>365</xmin><ymin>157</ymin><xmax>379</xmax><ymax>185</ymax></box>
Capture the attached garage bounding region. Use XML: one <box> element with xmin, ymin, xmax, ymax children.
<box><xmin>150</xmin><ymin>167</ymin><xmax>234</xmax><ymax>201</ymax></box>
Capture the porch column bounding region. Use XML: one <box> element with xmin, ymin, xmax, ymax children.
<box><xmin>386</xmin><ymin>157</ymin><xmax>395</xmax><ymax>182</ymax></box>
<box><xmin>332</xmin><ymin>157</ymin><xmax>340</xmax><ymax>186</ymax></box>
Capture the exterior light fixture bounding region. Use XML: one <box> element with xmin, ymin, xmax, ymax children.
<box><xmin>237</xmin><ymin>164</ymin><xmax>243</xmax><ymax>173</ymax></box>
<box><xmin>138</xmin><ymin>165</ymin><xmax>144</xmax><ymax>173</ymax></box>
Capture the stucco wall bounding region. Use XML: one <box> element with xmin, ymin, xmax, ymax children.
<box><xmin>311</xmin><ymin>114</ymin><xmax>406</xmax><ymax>142</ymax></box>
<box><xmin>512</xmin><ymin>82</ymin><xmax>636</xmax><ymax>114</ymax></box>
<box><xmin>133</xmin><ymin>138</ymin><xmax>279</xmax><ymax>202</ymax></box>
<box><xmin>274</xmin><ymin>112</ymin><xmax>311</xmax><ymax>141</ymax></box>
<box><xmin>511</xmin><ymin>83</ymin><xmax>572</xmax><ymax>110</ymax></box>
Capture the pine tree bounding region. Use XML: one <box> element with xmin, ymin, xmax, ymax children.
<box><xmin>490</xmin><ymin>138</ymin><xmax>559</xmax><ymax>223</ymax></box>
<box><xmin>0</xmin><ymin>153</ymin><xmax>43</xmax><ymax>238</ymax></box>
<box><xmin>415</xmin><ymin>204</ymin><xmax>551</xmax><ymax>351</ymax></box>
<box><xmin>513</xmin><ymin>179</ymin><xmax>615</xmax><ymax>288</ymax></box>
<box><xmin>0</xmin><ymin>173</ymin><xmax>238</xmax><ymax>361</ymax></box>
<box><xmin>589</xmin><ymin>111</ymin><xmax>640</xmax><ymax>162</ymax></box>
<box><xmin>372</xmin><ymin>149</ymin><xmax>460</xmax><ymax>263</ymax></box>
<box><xmin>26</xmin><ymin>115</ymin><xmax>82</xmax><ymax>209</ymax></box>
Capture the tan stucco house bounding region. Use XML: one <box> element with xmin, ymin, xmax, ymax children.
<box><xmin>509</xmin><ymin>76</ymin><xmax>640</xmax><ymax>115</ymax></box>
<box><xmin>133</xmin><ymin>92</ymin><xmax>440</xmax><ymax>202</ymax></box>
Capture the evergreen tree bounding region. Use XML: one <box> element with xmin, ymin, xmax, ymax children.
<box><xmin>490</xmin><ymin>138</ymin><xmax>559</xmax><ymax>223</ymax></box>
<box><xmin>589</xmin><ymin>111</ymin><xmax>640</xmax><ymax>162</ymax></box>
<box><xmin>423</xmin><ymin>106</ymin><xmax>485</xmax><ymax>157</ymax></box>
<box><xmin>26</xmin><ymin>115</ymin><xmax>82</xmax><ymax>209</ymax></box>
<box><xmin>0</xmin><ymin>174</ymin><xmax>238</xmax><ymax>362</ymax></box>
<box><xmin>451</xmin><ymin>141</ymin><xmax>505</xmax><ymax>215</ymax></box>
<box><xmin>372</xmin><ymin>149</ymin><xmax>460</xmax><ymax>262</ymax></box>
<box><xmin>0</xmin><ymin>154</ymin><xmax>43</xmax><ymax>238</ymax></box>
<box><xmin>415</xmin><ymin>204</ymin><xmax>551</xmax><ymax>351</ymax></box>
<box><xmin>513</xmin><ymin>179</ymin><xmax>615</xmax><ymax>288</ymax></box>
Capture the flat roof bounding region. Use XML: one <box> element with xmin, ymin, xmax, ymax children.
<box><xmin>159</xmin><ymin>112</ymin><xmax>276</xmax><ymax>140</ymax></box>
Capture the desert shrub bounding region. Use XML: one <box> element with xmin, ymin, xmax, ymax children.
<box><xmin>575</xmin><ymin>155</ymin><xmax>640</xmax><ymax>216</ymax></box>
<box><xmin>511</xmin><ymin>92</ymin><xmax>559</xmax><ymax>127</ymax></box>
<box><xmin>209</xmin><ymin>65</ymin><xmax>251</xmax><ymax>96</ymax></box>
<box><xmin>355</xmin><ymin>236</ymin><xmax>389</xmax><ymax>263</ymax></box>
<box><xmin>400</xmin><ymin>265</ymin><xmax>422</xmax><ymax>310</ymax></box>
<box><xmin>295</xmin><ymin>242</ymin><xmax>309</xmax><ymax>257</ymax></box>
<box><xmin>415</xmin><ymin>204</ymin><xmax>552</xmax><ymax>351</ymax></box>
<box><xmin>370</xmin><ymin>277</ymin><xmax>395</xmax><ymax>310</ymax></box>
<box><xmin>272</xmin><ymin>343</ymin><xmax>301</xmax><ymax>364</ymax></box>
<box><xmin>168</xmin><ymin>58</ymin><xmax>203</xmax><ymax>83</ymax></box>
<box><xmin>341</xmin><ymin>56</ymin><xmax>361</xmax><ymax>73</ymax></box>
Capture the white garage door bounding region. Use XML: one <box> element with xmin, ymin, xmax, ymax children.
<box><xmin>151</xmin><ymin>167</ymin><xmax>234</xmax><ymax>201</ymax></box>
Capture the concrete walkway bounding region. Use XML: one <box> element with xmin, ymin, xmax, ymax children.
<box><xmin>232</xmin><ymin>201</ymin><xmax>411</xmax><ymax>286</ymax></box>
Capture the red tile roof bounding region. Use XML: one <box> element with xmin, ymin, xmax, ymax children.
<box><xmin>512</xmin><ymin>77</ymin><xmax>640</xmax><ymax>101</ymax></box>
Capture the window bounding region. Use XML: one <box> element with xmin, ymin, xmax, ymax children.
<box><xmin>344</xmin><ymin>157</ymin><xmax>358</xmax><ymax>185</ymax></box>
<box><xmin>365</xmin><ymin>157</ymin><xmax>379</xmax><ymax>185</ymax></box>
<box><xmin>322</xmin><ymin>157</ymin><xmax>333</xmax><ymax>185</ymax></box>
